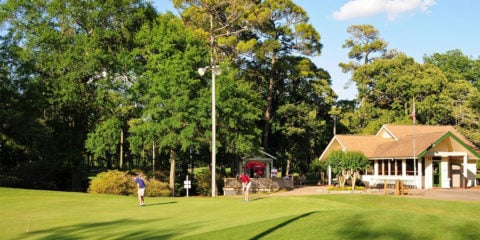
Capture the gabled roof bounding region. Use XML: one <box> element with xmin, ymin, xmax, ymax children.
<box><xmin>242</xmin><ymin>150</ymin><xmax>277</xmax><ymax>161</ymax></box>
<box><xmin>373</xmin><ymin>131</ymin><xmax>446</xmax><ymax>158</ymax></box>
<box><xmin>319</xmin><ymin>124</ymin><xmax>480</xmax><ymax>161</ymax></box>
<box><xmin>319</xmin><ymin>135</ymin><xmax>387</xmax><ymax>160</ymax></box>
<box><xmin>382</xmin><ymin>124</ymin><xmax>462</xmax><ymax>139</ymax></box>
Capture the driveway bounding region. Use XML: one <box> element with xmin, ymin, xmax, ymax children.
<box><xmin>407</xmin><ymin>188</ymin><xmax>480</xmax><ymax>201</ymax></box>
<box><xmin>268</xmin><ymin>186</ymin><xmax>480</xmax><ymax>202</ymax></box>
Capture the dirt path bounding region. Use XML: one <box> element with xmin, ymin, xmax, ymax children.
<box><xmin>267</xmin><ymin>185</ymin><xmax>480</xmax><ymax>202</ymax></box>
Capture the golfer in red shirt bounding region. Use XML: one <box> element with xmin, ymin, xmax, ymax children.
<box><xmin>240</xmin><ymin>173</ymin><xmax>252</xmax><ymax>202</ymax></box>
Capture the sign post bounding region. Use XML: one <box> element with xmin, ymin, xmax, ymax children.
<box><xmin>184</xmin><ymin>175</ymin><xmax>191</xmax><ymax>197</ymax></box>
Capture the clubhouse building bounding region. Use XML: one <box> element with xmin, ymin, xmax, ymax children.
<box><xmin>319</xmin><ymin>124</ymin><xmax>480</xmax><ymax>189</ymax></box>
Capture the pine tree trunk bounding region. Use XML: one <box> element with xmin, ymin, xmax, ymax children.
<box><xmin>263</xmin><ymin>56</ymin><xmax>277</xmax><ymax>150</ymax></box>
<box><xmin>169</xmin><ymin>149</ymin><xmax>176</xmax><ymax>196</ymax></box>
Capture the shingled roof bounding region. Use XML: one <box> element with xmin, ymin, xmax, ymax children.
<box><xmin>319</xmin><ymin>124</ymin><xmax>480</xmax><ymax>160</ymax></box>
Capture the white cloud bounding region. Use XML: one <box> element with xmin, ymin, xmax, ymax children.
<box><xmin>333</xmin><ymin>0</ymin><xmax>436</xmax><ymax>21</ymax></box>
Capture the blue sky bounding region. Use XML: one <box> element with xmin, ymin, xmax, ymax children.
<box><xmin>152</xmin><ymin>0</ymin><xmax>480</xmax><ymax>100</ymax></box>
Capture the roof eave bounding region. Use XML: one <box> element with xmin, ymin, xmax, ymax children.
<box><xmin>319</xmin><ymin>136</ymin><xmax>346</xmax><ymax>161</ymax></box>
<box><xmin>417</xmin><ymin>132</ymin><xmax>480</xmax><ymax>159</ymax></box>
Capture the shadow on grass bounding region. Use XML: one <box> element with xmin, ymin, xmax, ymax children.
<box><xmin>16</xmin><ymin>218</ymin><xmax>177</xmax><ymax>240</ymax></box>
<box><xmin>335</xmin><ymin>213</ymin><xmax>480</xmax><ymax>240</ymax></box>
<box><xmin>15</xmin><ymin>216</ymin><xmax>203</xmax><ymax>240</ymax></box>
<box><xmin>336</xmin><ymin>214</ymin><xmax>416</xmax><ymax>240</ymax></box>
<box><xmin>142</xmin><ymin>201</ymin><xmax>177</xmax><ymax>207</ymax></box>
<box><xmin>249</xmin><ymin>211</ymin><xmax>317</xmax><ymax>240</ymax></box>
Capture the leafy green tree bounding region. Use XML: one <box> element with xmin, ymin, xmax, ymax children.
<box><xmin>355</xmin><ymin>55</ymin><xmax>447</xmax><ymax>117</ymax></box>
<box><xmin>339</xmin><ymin>24</ymin><xmax>390</xmax><ymax>107</ymax></box>
<box><xmin>326</xmin><ymin>150</ymin><xmax>347</xmax><ymax>187</ymax></box>
<box><xmin>85</xmin><ymin>117</ymin><xmax>122</xmax><ymax>168</ymax></box>
<box><xmin>173</xmin><ymin>0</ymin><xmax>257</xmax><ymax>63</ymax></box>
<box><xmin>129</xmin><ymin>13</ymin><xmax>207</xmax><ymax>192</ymax></box>
<box><xmin>81</xmin><ymin>1</ymin><xmax>157</xmax><ymax>169</ymax></box>
<box><xmin>1</xmin><ymin>0</ymin><xmax>98</xmax><ymax>188</ymax></box>
<box><xmin>424</xmin><ymin>50</ymin><xmax>480</xmax><ymax>146</ymax></box>
<box><xmin>423</xmin><ymin>49</ymin><xmax>480</xmax><ymax>90</ymax></box>
<box><xmin>340</xmin><ymin>26</ymin><xmax>480</xmax><ymax>147</ymax></box>
<box><xmin>345</xmin><ymin>48</ymin><xmax>457</xmax><ymax>134</ymax></box>
<box><xmin>337</xmin><ymin>24</ymin><xmax>391</xmax><ymax>134</ymax></box>
<box><xmin>174</xmin><ymin>1</ymin><xmax>330</xmax><ymax>180</ymax></box>
<box><xmin>332</xmin><ymin>100</ymin><xmax>356</xmax><ymax>135</ymax></box>
<box><xmin>0</xmin><ymin>36</ymin><xmax>32</xmax><ymax>169</ymax></box>
<box><xmin>216</xmin><ymin>67</ymin><xmax>263</xmax><ymax>176</ymax></box>
<box><xmin>326</xmin><ymin>150</ymin><xmax>369</xmax><ymax>190</ymax></box>
<box><xmin>275</xmin><ymin>102</ymin><xmax>325</xmax><ymax>175</ymax></box>
<box><xmin>311</xmin><ymin>159</ymin><xmax>329</xmax><ymax>184</ymax></box>
<box><xmin>270</xmin><ymin>56</ymin><xmax>334</xmax><ymax>175</ymax></box>
<box><xmin>0</xmin><ymin>0</ymin><xmax>156</xmax><ymax>190</ymax></box>
<box><xmin>248</xmin><ymin>0</ymin><xmax>322</xmax><ymax>151</ymax></box>
<box><xmin>173</xmin><ymin>0</ymin><xmax>263</xmax><ymax>196</ymax></box>
<box><xmin>339</xmin><ymin>24</ymin><xmax>389</xmax><ymax>71</ymax></box>
<box><xmin>343</xmin><ymin>151</ymin><xmax>369</xmax><ymax>190</ymax></box>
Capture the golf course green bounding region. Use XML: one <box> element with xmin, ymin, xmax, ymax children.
<box><xmin>1</xmin><ymin>187</ymin><xmax>479</xmax><ymax>239</ymax></box>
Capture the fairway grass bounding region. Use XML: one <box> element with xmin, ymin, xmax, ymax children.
<box><xmin>1</xmin><ymin>187</ymin><xmax>479</xmax><ymax>239</ymax></box>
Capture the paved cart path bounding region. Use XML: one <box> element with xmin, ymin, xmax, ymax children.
<box><xmin>267</xmin><ymin>186</ymin><xmax>480</xmax><ymax>202</ymax></box>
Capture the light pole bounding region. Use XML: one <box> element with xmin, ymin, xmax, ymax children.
<box><xmin>198</xmin><ymin>65</ymin><xmax>221</xmax><ymax>197</ymax></box>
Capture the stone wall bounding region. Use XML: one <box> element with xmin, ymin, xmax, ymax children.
<box><xmin>223</xmin><ymin>177</ymin><xmax>294</xmax><ymax>196</ymax></box>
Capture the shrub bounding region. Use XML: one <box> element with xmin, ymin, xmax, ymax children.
<box><xmin>195</xmin><ymin>169</ymin><xmax>211</xmax><ymax>196</ymax></box>
<box><xmin>88</xmin><ymin>170</ymin><xmax>135</xmax><ymax>195</ymax></box>
<box><xmin>327</xmin><ymin>186</ymin><xmax>366</xmax><ymax>191</ymax></box>
<box><xmin>145</xmin><ymin>179</ymin><xmax>171</xmax><ymax>197</ymax></box>
<box><xmin>0</xmin><ymin>175</ymin><xmax>21</xmax><ymax>188</ymax></box>
<box><xmin>2</xmin><ymin>161</ymin><xmax>89</xmax><ymax>191</ymax></box>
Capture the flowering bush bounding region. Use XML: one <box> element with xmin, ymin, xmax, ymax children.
<box><xmin>88</xmin><ymin>170</ymin><xmax>171</xmax><ymax>197</ymax></box>
<box><xmin>195</xmin><ymin>169</ymin><xmax>211</xmax><ymax>196</ymax></box>
<box><xmin>327</xmin><ymin>186</ymin><xmax>365</xmax><ymax>191</ymax></box>
<box><xmin>88</xmin><ymin>170</ymin><xmax>135</xmax><ymax>195</ymax></box>
<box><xmin>145</xmin><ymin>179</ymin><xmax>171</xmax><ymax>197</ymax></box>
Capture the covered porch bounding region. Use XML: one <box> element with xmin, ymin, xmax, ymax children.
<box><xmin>343</xmin><ymin>152</ymin><xmax>476</xmax><ymax>189</ymax></box>
<box><xmin>320</xmin><ymin>125</ymin><xmax>480</xmax><ymax>190</ymax></box>
<box><xmin>359</xmin><ymin>158</ymin><xmax>422</xmax><ymax>189</ymax></box>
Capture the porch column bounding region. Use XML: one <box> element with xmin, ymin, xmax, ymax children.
<box><xmin>463</xmin><ymin>154</ymin><xmax>468</xmax><ymax>187</ymax></box>
<box><xmin>424</xmin><ymin>157</ymin><xmax>433</xmax><ymax>189</ymax></box>
<box><xmin>417</xmin><ymin>158</ymin><xmax>423</xmax><ymax>188</ymax></box>
<box><xmin>328</xmin><ymin>165</ymin><xmax>332</xmax><ymax>185</ymax></box>
<box><xmin>402</xmin><ymin>159</ymin><xmax>406</xmax><ymax>176</ymax></box>
<box><xmin>266</xmin><ymin>163</ymin><xmax>271</xmax><ymax>179</ymax></box>
<box><xmin>441</xmin><ymin>157</ymin><xmax>450</xmax><ymax>188</ymax></box>
<box><xmin>394</xmin><ymin>160</ymin><xmax>398</xmax><ymax>176</ymax></box>
<box><xmin>374</xmin><ymin>160</ymin><xmax>379</xmax><ymax>176</ymax></box>
<box><xmin>388</xmin><ymin>160</ymin><xmax>391</xmax><ymax>176</ymax></box>
<box><xmin>381</xmin><ymin>160</ymin><xmax>385</xmax><ymax>176</ymax></box>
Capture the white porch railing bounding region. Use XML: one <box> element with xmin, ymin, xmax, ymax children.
<box><xmin>361</xmin><ymin>175</ymin><xmax>420</xmax><ymax>189</ymax></box>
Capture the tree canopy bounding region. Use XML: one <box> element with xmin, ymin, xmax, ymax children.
<box><xmin>1</xmin><ymin>1</ymin><xmax>479</xmax><ymax>194</ymax></box>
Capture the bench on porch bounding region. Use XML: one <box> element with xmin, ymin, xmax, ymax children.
<box><xmin>373</xmin><ymin>179</ymin><xmax>416</xmax><ymax>195</ymax></box>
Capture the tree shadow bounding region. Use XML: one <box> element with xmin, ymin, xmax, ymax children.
<box><xmin>141</xmin><ymin>201</ymin><xmax>177</xmax><ymax>207</ymax></box>
<box><xmin>249</xmin><ymin>211</ymin><xmax>317</xmax><ymax>240</ymax></box>
<box><xmin>333</xmin><ymin>213</ymin><xmax>480</xmax><ymax>240</ymax></box>
<box><xmin>335</xmin><ymin>214</ymin><xmax>416</xmax><ymax>240</ymax></box>
<box><xmin>248</xmin><ymin>197</ymin><xmax>265</xmax><ymax>202</ymax></box>
<box><xmin>15</xmin><ymin>217</ymin><xmax>198</xmax><ymax>240</ymax></box>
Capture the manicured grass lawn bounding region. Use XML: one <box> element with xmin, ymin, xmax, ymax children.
<box><xmin>1</xmin><ymin>187</ymin><xmax>479</xmax><ymax>239</ymax></box>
